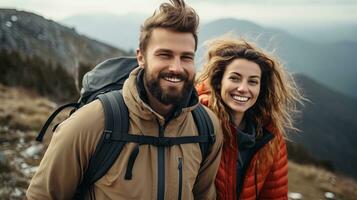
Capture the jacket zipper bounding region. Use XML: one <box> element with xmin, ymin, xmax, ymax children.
<box><xmin>157</xmin><ymin>123</ymin><xmax>165</xmax><ymax>200</ymax></box>
<box><xmin>178</xmin><ymin>157</ymin><xmax>183</xmax><ymax>200</ymax></box>
<box><xmin>237</xmin><ymin>131</ymin><xmax>274</xmax><ymax>198</ymax></box>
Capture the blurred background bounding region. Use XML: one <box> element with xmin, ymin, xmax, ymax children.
<box><xmin>0</xmin><ymin>0</ymin><xmax>357</xmax><ymax>199</ymax></box>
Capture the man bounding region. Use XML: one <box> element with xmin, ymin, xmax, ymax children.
<box><xmin>26</xmin><ymin>0</ymin><xmax>223</xmax><ymax>199</ymax></box>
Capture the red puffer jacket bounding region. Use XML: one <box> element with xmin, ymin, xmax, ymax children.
<box><xmin>197</xmin><ymin>82</ymin><xmax>288</xmax><ymax>200</ymax></box>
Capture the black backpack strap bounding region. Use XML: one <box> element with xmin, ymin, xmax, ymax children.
<box><xmin>110</xmin><ymin>133</ymin><xmax>210</xmax><ymax>146</ymax></box>
<box><xmin>36</xmin><ymin>102</ymin><xmax>80</xmax><ymax>142</ymax></box>
<box><xmin>192</xmin><ymin>104</ymin><xmax>215</xmax><ymax>161</ymax></box>
<box><xmin>74</xmin><ymin>90</ymin><xmax>128</xmax><ymax>199</ymax></box>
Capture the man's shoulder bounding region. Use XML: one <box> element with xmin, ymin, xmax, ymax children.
<box><xmin>72</xmin><ymin>100</ymin><xmax>104</xmax><ymax>123</ymax></box>
<box><xmin>55</xmin><ymin>100</ymin><xmax>105</xmax><ymax>136</ymax></box>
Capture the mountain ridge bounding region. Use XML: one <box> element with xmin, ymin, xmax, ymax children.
<box><xmin>0</xmin><ymin>9</ymin><xmax>127</xmax><ymax>74</ymax></box>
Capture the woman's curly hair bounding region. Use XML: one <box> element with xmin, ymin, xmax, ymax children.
<box><xmin>197</xmin><ymin>37</ymin><xmax>304</xmax><ymax>142</ymax></box>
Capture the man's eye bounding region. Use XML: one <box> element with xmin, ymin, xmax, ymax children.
<box><xmin>182</xmin><ymin>56</ymin><xmax>194</xmax><ymax>61</ymax></box>
<box><xmin>159</xmin><ymin>54</ymin><xmax>170</xmax><ymax>58</ymax></box>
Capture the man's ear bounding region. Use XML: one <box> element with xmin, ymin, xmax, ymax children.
<box><xmin>136</xmin><ymin>48</ymin><xmax>145</xmax><ymax>69</ymax></box>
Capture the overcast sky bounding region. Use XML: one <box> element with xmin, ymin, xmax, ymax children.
<box><xmin>1</xmin><ymin>0</ymin><xmax>357</xmax><ymax>26</ymax></box>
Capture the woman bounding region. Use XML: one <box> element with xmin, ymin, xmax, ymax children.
<box><xmin>196</xmin><ymin>38</ymin><xmax>303</xmax><ymax>200</ymax></box>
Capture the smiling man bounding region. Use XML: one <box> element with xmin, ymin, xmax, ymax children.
<box><xmin>139</xmin><ymin>27</ymin><xmax>196</xmax><ymax>116</ymax></box>
<box><xmin>26</xmin><ymin>0</ymin><xmax>223</xmax><ymax>199</ymax></box>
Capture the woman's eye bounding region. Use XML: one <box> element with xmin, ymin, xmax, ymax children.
<box><xmin>249</xmin><ymin>80</ymin><xmax>259</xmax><ymax>85</ymax></box>
<box><xmin>228</xmin><ymin>76</ymin><xmax>239</xmax><ymax>82</ymax></box>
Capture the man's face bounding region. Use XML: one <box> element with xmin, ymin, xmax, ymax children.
<box><xmin>137</xmin><ymin>28</ymin><xmax>196</xmax><ymax>106</ymax></box>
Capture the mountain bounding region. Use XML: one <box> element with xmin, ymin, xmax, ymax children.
<box><xmin>61</xmin><ymin>15</ymin><xmax>357</xmax><ymax>98</ymax></box>
<box><xmin>0</xmin><ymin>9</ymin><xmax>127</xmax><ymax>74</ymax></box>
<box><xmin>0</xmin><ymin>9</ymin><xmax>129</xmax><ymax>101</ymax></box>
<box><xmin>291</xmin><ymin>74</ymin><xmax>357</xmax><ymax>179</ymax></box>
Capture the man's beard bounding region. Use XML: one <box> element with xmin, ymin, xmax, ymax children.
<box><xmin>144</xmin><ymin>69</ymin><xmax>194</xmax><ymax>106</ymax></box>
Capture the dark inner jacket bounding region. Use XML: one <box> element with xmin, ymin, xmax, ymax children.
<box><xmin>236</xmin><ymin>119</ymin><xmax>274</xmax><ymax>197</ymax></box>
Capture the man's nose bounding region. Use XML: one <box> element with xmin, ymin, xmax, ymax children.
<box><xmin>168</xmin><ymin>57</ymin><xmax>184</xmax><ymax>72</ymax></box>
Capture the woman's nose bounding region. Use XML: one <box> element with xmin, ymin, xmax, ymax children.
<box><xmin>237</xmin><ymin>82</ymin><xmax>248</xmax><ymax>92</ymax></box>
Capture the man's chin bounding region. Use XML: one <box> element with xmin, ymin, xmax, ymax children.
<box><xmin>158</xmin><ymin>87</ymin><xmax>189</xmax><ymax>105</ymax></box>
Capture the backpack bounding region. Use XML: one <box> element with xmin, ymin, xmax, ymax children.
<box><xmin>36</xmin><ymin>57</ymin><xmax>215</xmax><ymax>199</ymax></box>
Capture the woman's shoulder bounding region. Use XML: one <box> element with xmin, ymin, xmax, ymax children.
<box><xmin>196</xmin><ymin>81</ymin><xmax>211</xmax><ymax>106</ymax></box>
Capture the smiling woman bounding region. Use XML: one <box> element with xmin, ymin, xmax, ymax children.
<box><xmin>196</xmin><ymin>37</ymin><xmax>304</xmax><ymax>200</ymax></box>
<box><xmin>219</xmin><ymin>58</ymin><xmax>261</xmax><ymax>124</ymax></box>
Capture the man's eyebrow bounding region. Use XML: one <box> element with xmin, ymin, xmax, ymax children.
<box><xmin>181</xmin><ymin>52</ymin><xmax>195</xmax><ymax>57</ymax></box>
<box><xmin>155</xmin><ymin>49</ymin><xmax>173</xmax><ymax>54</ymax></box>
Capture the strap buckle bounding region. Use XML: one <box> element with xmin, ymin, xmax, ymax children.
<box><xmin>104</xmin><ymin>130</ymin><xmax>112</xmax><ymax>141</ymax></box>
<box><xmin>156</xmin><ymin>137</ymin><xmax>172</xmax><ymax>146</ymax></box>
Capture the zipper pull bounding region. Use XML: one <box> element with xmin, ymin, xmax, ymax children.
<box><xmin>178</xmin><ymin>158</ymin><xmax>182</xmax><ymax>169</ymax></box>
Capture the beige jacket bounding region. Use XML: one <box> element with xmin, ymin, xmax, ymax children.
<box><xmin>26</xmin><ymin>67</ymin><xmax>223</xmax><ymax>200</ymax></box>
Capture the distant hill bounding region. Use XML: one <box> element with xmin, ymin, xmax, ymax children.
<box><xmin>292</xmin><ymin>74</ymin><xmax>357</xmax><ymax>179</ymax></box>
<box><xmin>61</xmin><ymin>15</ymin><xmax>357</xmax><ymax>98</ymax></box>
<box><xmin>282</xmin><ymin>23</ymin><xmax>357</xmax><ymax>44</ymax></box>
<box><xmin>0</xmin><ymin>9</ymin><xmax>127</xmax><ymax>74</ymax></box>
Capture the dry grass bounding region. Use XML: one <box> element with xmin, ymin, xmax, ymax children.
<box><xmin>289</xmin><ymin>161</ymin><xmax>357</xmax><ymax>200</ymax></box>
<box><xmin>0</xmin><ymin>84</ymin><xmax>70</xmax><ymax>134</ymax></box>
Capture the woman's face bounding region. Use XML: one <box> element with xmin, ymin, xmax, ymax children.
<box><xmin>220</xmin><ymin>58</ymin><xmax>261</xmax><ymax>120</ymax></box>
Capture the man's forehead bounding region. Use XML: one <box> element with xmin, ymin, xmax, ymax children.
<box><xmin>147</xmin><ymin>28</ymin><xmax>195</xmax><ymax>53</ymax></box>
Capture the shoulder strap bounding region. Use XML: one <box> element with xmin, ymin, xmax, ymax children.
<box><xmin>36</xmin><ymin>102</ymin><xmax>80</xmax><ymax>142</ymax></box>
<box><xmin>74</xmin><ymin>90</ymin><xmax>128</xmax><ymax>199</ymax></box>
<box><xmin>192</xmin><ymin>104</ymin><xmax>215</xmax><ymax>162</ymax></box>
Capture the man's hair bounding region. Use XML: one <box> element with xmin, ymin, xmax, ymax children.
<box><xmin>139</xmin><ymin>0</ymin><xmax>199</xmax><ymax>54</ymax></box>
